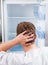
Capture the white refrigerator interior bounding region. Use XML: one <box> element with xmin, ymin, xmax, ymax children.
<box><xmin>2</xmin><ymin>0</ymin><xmax>46</xmax><ymax>51</ymax></box>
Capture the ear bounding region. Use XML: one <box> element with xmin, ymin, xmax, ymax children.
<box><xmin>34</xmin><ymin>34</ymin><xmax>36</xmax><ymax>39</ymax></box>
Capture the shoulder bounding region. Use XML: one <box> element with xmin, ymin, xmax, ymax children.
<box><xmin>40</xmin><ymin>47</ymin><xmax>48</xmax><ymax>64</ymax></box>
<box><xmin>34</xmin><ymin>47</ymin><xmax>48</xmax><ymax>56</ymax></box>
<box><xmin>0</xmin><ymin>51</ymin><xmax>24</xmax><ymax>58</ymax></box>
<box><xmin>37</xmin><ymin>47</ymin><xmax>48</xmax><ymax>61</ymax></box>
<box><xmin>0</xmin><ymin>51</ymin><xmax>24</xmax><ymax>65</ymax></box>
<box><xmin>40</xmin><ymin>47</ymin><xmax>48</xmax><ymax>54</ymax></box>
<box><xmin>37</xmin><ymin>47</ymin><xmax>48</xmax><ymax>54</ymax></box>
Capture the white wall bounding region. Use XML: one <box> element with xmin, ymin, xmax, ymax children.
<box><xmin>0</xmin><ymin>0</ymin><xmax>2</xmax><ymax>36</ymax></box>
<box><xmin>0</xmin><ymin>0</ymin><xmax>1</xmax><ymax>18</ymax></box>
<box><xmin>45</xmin><ymin>3</ymin><xmax>48</xmax><ymax>46</ymax></box>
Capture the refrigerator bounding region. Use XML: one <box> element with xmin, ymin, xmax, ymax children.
<box><xmin>2</xmin><ymin>0</ymin><xmax>46</xmax><ymax>51</ymax></box>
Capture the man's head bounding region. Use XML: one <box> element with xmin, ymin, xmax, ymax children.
<box><xmin>16</xmin><ymin>22</ymin><xmax>36</xmax><ymax>46</ymax></box>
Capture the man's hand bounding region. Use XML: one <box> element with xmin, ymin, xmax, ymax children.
<box><xmin>0</xmin><ymin>31</ymin><xmax>34</xmax><ymax>51</ymax></box>
<box><xmin>15</xmin><ymin>31</ymin><xmax>34</xmax><ymax>45</ymax></box>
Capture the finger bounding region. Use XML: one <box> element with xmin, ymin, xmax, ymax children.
<box><xmin>22</xmin><ymin>31</ymin><xmax>27</xmax><ymax>35</ymax></box>
<box><xmin>25</xmin><ymin>43</ymin><xmax>31</xmax><ymax>46</ymax></box>
<box><xmin>26</xmin><ymin>37</ymin><xmax>34</xmax><ymax>42</ymax></box>
<box><xmin>27</xmin><ymin>34</ymin><xmax>34</xmax><ymax>39</ymax></box>
<box><xmin>22</xmin><ymin>31</ymin><xmax>31</xmax><ymax>35</ymax></box>
<box><xmin>31</xmin><ymin>34</ymin><xmax>34</xmax><ymax>36</ymax></box>
<box><xmin>26</xmin><ymin>32</ymin><xmax>33</xmax><ymax>36</ymax></box>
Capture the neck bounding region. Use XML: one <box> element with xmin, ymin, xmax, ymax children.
<box><xmin>23</xmin><ymin>43</ymin><xmax>36</xmax><ymax>52</ymax></box>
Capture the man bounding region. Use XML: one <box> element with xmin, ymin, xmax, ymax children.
<box><xmin>16</xmin><ymin>22</ymin><xmax>36</xmax><ymax>52</ymax></box>
<box><xmin>0</xmin><ymin>21</ymin><xmax>48</xmax><ymax>65</ymax></box>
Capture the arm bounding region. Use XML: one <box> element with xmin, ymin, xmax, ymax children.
<box><xmin>0</xmin><ymin>31</ymin><xmax>34</xmax><ymax>51</ymax></box>
<box><xmin>0</xmin><ymin>38</ymin><xmax>18</xmax><ymax>51</ymax></box>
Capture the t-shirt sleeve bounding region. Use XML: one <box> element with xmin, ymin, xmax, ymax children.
<box><xmin>0</xmin><ymin>51</ymin><xmax>8</xmax><ymax>65</ymax></box>
<box><xmin>42</xmin><ymin>47</ymin><xmax>48</xmax><ymax>65</ymax></box>
<box><xmin>0</xmin><ymin>51</ymin><xmax>23</xmax><ymax>65</ymax></box>
<box><xmin>0</xmin><ymin>51</ymin><xmax>19</xmax><ymax>65</ymax></box>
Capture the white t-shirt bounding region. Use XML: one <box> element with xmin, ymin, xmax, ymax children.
<box><xmin>0</xmin><ymin>47</ymin><xmax>48</xmax><ymax>65</ymax></box>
